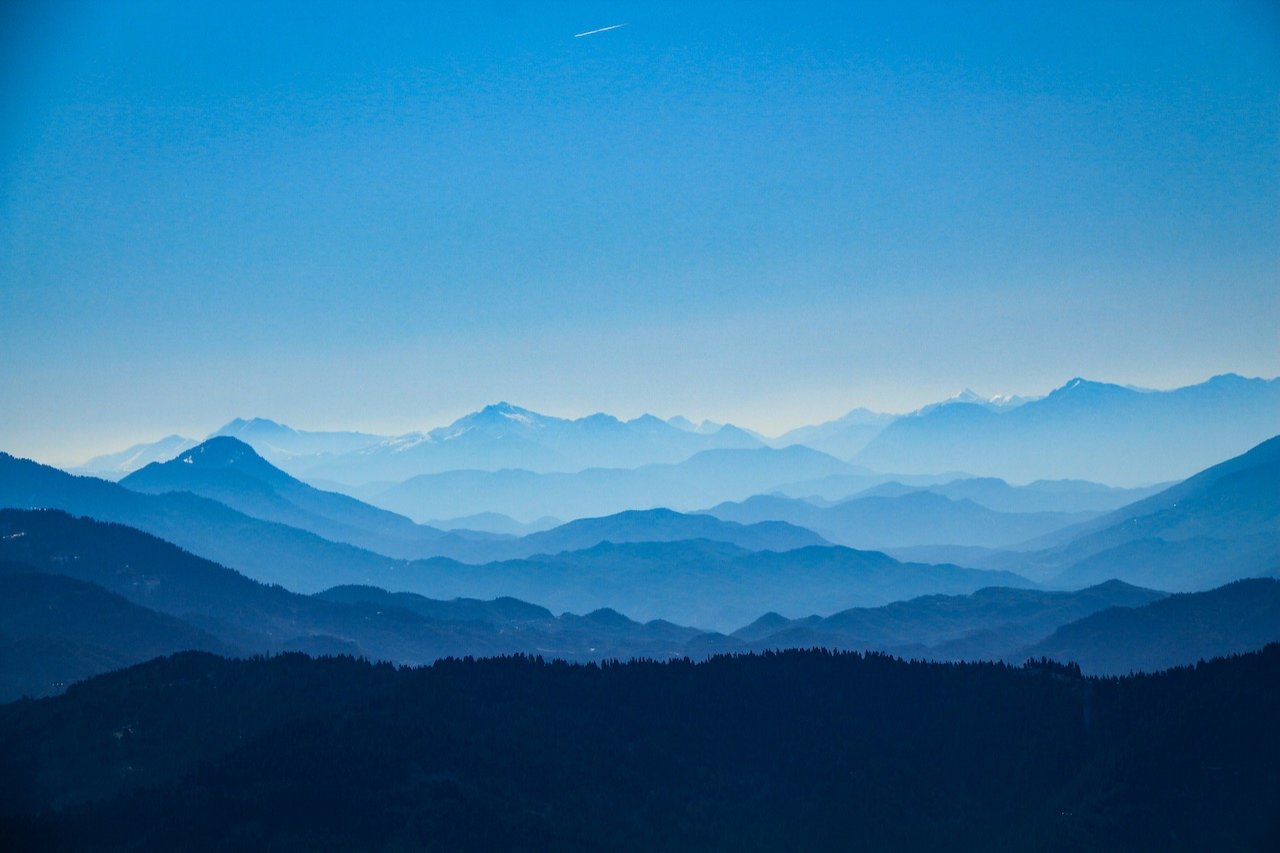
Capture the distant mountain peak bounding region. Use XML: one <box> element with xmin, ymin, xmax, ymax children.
<box><xmin>479</xmin><ymin>401</ymin><xmax>531</xmax><ymax>415</ymax></box>
<box><xmin>463</xmin><ymin>402</ymin><xmax>545</xmax><ymax>428</ymax></box>
<box><xmin>1044</xmin><ymin>377</ymin><xmax>1128</xmax><ymax>400</ymax></box>
<box><xmin>912</xmin><ymin>389</ymin><xmax>1033</xmax><ymax>417</ymax></box>
<box><xmin>666</xmin><ymin>415</ymin><xmax>697</xmax><ymax>432</ymax></box>
<box><xmin>72</xmin><ymin>435</ymin><xmax>200</xmax><ymax>479</ymax></box>
<box><xmin>215</xmin><ymin>416</ymin><xmax>291</xmax><ymax>433</ymax></box>
<box><xmin>1202</xmin><ymin>372</ymin><xmax>1269</xmax><ymax>388</ymax></box>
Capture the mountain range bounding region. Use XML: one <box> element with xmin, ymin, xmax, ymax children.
<box><xmin>399</xmin><ymin>540</ymin><xmax>1034</xmax><ymax>630</ymax></box>
<box><xmin>734</xmin><ymin>580</ymin><xmax>1167</xmax><ymax>662</ymax></box>
<box><xmin>70</xmin><ymin>375</ymin><xmax>1278</xmax><ymax>491</ymax></box>
<box><xmin>367</xmin><ymin>445</ymin><xmax>864</xmax><ymax>522</ymax></box>
<box><xmin>78</xmin><ymin>405</ymin><xmax>767</xmax><ymax>483</ymax></box>
<box><xmin>855</xmin><ymin>373</ymin><xmax>1280</xmax><ymax>485</ymax></box>
<box><xmin>11</xmin><ymin>434</ymin><xmax>1280</xmax><ymax>615</ymax></box>
<box><xmin>706</xmin><ymin>491</ymin><xmax>1098</xmax><ymax>550</ymax></box>
<box><xmin>0</xmin><ymin>510</ymin><xmax>745</xmax><ymax>700</ymax></box>
<box><xmin>120</xmin><ymin>437</ymin><xmax>830</xmax><ymax>560</ymax></box>
<box><xmin>728</xmin><ymin>578</ymin><xmax>1280</xmax><ymax>675</ymax></box>
<box><xmin>986</xmin><ymin>434</ymin><xmax>1280</xmax><ymax>589</ymax></box>
<box><xmin>3</xmin><ymin>497</ymin><xmax>1278</xmax><ymax>698</ymax></box>
<box><xmin>0</xmin><ymin>450</ymin><xmax>1030</xmax><ymax>625</ymax></box>
<box><xmin>1024</xmin><ymin>578</ymin><xmax>1280</xmax><ymax>674</ymax></box>
<box><xmin>840</xmin><ymin>476</ymin><xmax>1168</xmax><ymax>514</ymax></box>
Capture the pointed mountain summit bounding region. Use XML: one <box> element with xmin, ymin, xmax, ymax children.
<box><xmin>168</xmin><ymin>435</ymin><xmax>292</xmax><ymax>482</ymax></box>
<box><xmin>121</xmin><ymin>437</ymin><xmax>467</xmax><ymax>559</ymax></box>
<box><xmin>450</xmin><ymin>402</ymin><xmax>550</xmax><ymax>433</ymax></box>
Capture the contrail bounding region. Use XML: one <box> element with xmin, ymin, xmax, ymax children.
<box><xmin>573</xmin><ymin>23</ymin><xmax>627</xmax><ymax>38</ymax></box>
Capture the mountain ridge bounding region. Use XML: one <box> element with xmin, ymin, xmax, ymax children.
<box><xmin>855</xmin><ymin>373</ymin><xmax>1280</xmax><ymax>484</ymax></box>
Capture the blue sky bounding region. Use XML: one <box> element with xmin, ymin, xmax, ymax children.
<box><xmin>2</xmin><ymin>1</ymin><xmax>1277</xmax><ymax>462</ymax></box>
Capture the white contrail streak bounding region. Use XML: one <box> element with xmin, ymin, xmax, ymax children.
<box><xmin>573</xmin><ymin>23</ymin><xmax>628</xmax><ymax>38</ymax></box>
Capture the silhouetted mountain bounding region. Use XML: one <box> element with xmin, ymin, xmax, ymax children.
<box><xmin>855</xmin><ymin>373</ymin><xmax>1280</xmax><ymax>484</ymax></box>
<box><xmin>405</xmin><ymin>540</ymin><xmax>1033</xmax><ymax>630</ymax></box>
<box><xmin>0</xmin><ymin>566</ymin><xmax>235</xmax><ymax>701</ymax></box>
<box><xmin>706</xmin><ymin>491</ymin><xmax>1095</xmax><ymax>549</ymax></box>
<box><xmin>763</xmin><ymin>469</ymin><xmax>964</xmax><ymax>502</ymax></box>
<box><xmin>211</xmin><ymin>417</ymin><xmax>386</xmax><ymax>463</ymax></box>
<box><xmin>0</xmin><ymin>509</ymin><xmax>399</xmax><ymax>647</ymax></box>
<box><xmin>767</xmin><ymin>391</ymin><xmax>1032</xmax><ymax>460</ymax></box>
<box><xmin>313</xmin><ymin>585</ymin><xmax>728</xmax><ymax>661</ymax></box>
<box><xmin>666</xmin><ymin>414</ymin><xmax>756</xmax><ymax>437</ymax></box>
<box><xmin>316</xmin><ymin>586</ymin><xmax>555</xmax><ymax>623</ymax></box>
<box><xmin>771</xmin><ymin>407</ymin><xmax>898</xmax><ymax>458</ymax></box>
<box><xmin>298</xmin><ymin>403</ymin><xmax>764</xmax><ymax>482</ymax></box>
<box><xmin>1</xmin><ymin>456</ymin><xmax>1028</xmax><ymax>625</ymax></box>
<box><xmin>71</xmin><ymin>435</ymin><xmax>197</xmax><ymax>480</ymax></box>
<box><xmin>3</xmin><ymin>648</ymin><xmax>1276</xmax><ymax>851</ymax></box>
<box><xmin>490</xmin><ymin>509</ymin><xmax>828</xmax><ymax>559</ymax></box>
<box><xmin>1001</xmin><ymin>435</ymin><xmax>1280</xmax><ymax>589</ymax></box>
<box><xmin>914</xmin><ymin>388</ymin><xmax>1036</xmax><ymax>416</ymax></box>
<box><xmin>370</xmin><ymin>445</ymin><xmax>858</xmax><ymax>522</ymax></box>
<box><xmin>0</xmin><ymin>510</ymin><xmax>743</xmax><ymax>697</ymax></box>
<box><xmin>426</xmin><ymin>512</ymin><xmax>561</xmax><ymax>536</ymax></box>
<box><xmin>71</xmin><ymin>423</ymin><xmax>386</xmax><ymax>480</ymax></box>
<box><xmin>849</xmin><ymin>476</ymin><xmax>1169</xmax><ymax>514</ymax></box>
<box><xmin>736</xmin><ymin>580</ymin><xmax>1165</xmax><ymax>661</ymax></box>
<box><xmin>73</xmin><ymin>406</ymin><xmax>766</xmax><ymax>485</ymax></box>
<box><xmin>0</xmin><ymin>452</ymin><xmax>412</xmax><ymax>592</ymax></box>
<box><xmin>119</xmin><ymin>442</ymin><xmax>830</xmax><ymax>561</ymax></box>
<box><xmin>1024</xmin><ymin>579</ymin><xmax>1280</xmax><ymax>674</ymax></box>
<box><xmin>119</xmin><ymin>437</ymin><xmax>505</xmax><ymax>560</ymax></box>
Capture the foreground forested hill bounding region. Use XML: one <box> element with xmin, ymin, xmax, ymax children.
<box><xmin>2</xmin><ymin>647</ymin><xmax>1277</xmax><ymax>851</ymax></box>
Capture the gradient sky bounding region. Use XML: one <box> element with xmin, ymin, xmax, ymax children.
<box><xmin>2</xmin><ymin>1</ymin><xmax>1278</xmax><ymax>464</ymax></box>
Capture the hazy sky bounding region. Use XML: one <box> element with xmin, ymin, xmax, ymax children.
<box><xmin>2</xmin><ymin>1</ymin><xmax>1278</xmax><ymax>463</ymax></box>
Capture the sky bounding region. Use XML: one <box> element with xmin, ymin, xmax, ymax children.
<box><xmin>2</xmin><ymin>1</ymin><xmax>1278</xmax><ymax>464</ymax></box>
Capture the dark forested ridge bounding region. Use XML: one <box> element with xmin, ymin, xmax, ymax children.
<box><xmin>1</xmin><ymin>647</ymin><xmax>1277</xmax><ymax>852</ymax></box>
<box><xmin>1024</xmin><ymin>577</ymin><xmax>1280</xmax><ymax>674</ymax></box>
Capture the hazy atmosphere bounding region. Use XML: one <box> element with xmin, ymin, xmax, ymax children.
<box><xmin>3</xmin><ymin>1</ymin><xmax>1277</xmax><ymax>463</ymax></box>
<box><xmin>3</xmin><ymin>4</ymin><xmax>1279</xmax><ymax>848</ymax></box>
